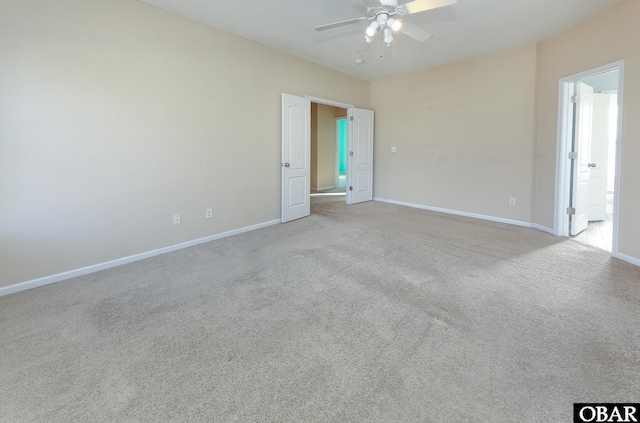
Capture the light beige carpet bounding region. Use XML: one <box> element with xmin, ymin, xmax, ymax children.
<box><xmin>1</xmin><ymin>198</ymin><xmax>639</xmax><ymax>422</ymax></box>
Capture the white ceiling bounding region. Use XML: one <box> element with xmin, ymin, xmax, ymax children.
<box><xmin>139</xmin><ymin>0</ymin><xmax>622</xmax><ymax>81</ymax></box>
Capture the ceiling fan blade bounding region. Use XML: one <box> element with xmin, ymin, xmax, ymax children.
<box><xmin>315</xmin><ymin>17</ymin><xmax>367</xmax><ymax>31</ymax></box>
<box><xmin>400</xmin><ymin>21</ymin><xmax>433</xmax><ymax>43</ymax></box>
<box><xmin>399</xmin><ymin>0</ymin><xmax>457</xmax><ymax>15</ymax></box>
<box><xmin>361</xmin><ymin>0</ymin><xmax>383</xmax><ymax>8</ymax></box>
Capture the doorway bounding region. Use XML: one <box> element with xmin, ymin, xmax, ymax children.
<box><xmin>310</xmin><ymin>103</ymin><xmax>348</xmax><ymax>198</ymax></box>
<box><xmin>555</xmin><ymin>61</ymin><xmax>624</xmax><ymax>254</ymax></box>
<box><xmin>281</xmin><ymin>94</ymin><xmax>374</xmax><ymax>223</ymax></box>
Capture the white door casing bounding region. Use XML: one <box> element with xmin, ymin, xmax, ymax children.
<box><xmin>570</xmin><ymin>82</ymin><xmax>594</xmax><ymax>236</ymax></box>
<box><xmin>282</xmin><ymin>94</ymin><xmax>311</xmax><ymax>223</ymax></box>
<box><xmin>554</xmin><ymin>60</ymin><xmax>624</xmax><ymax>257</ymax></box>
<box><xmin>347</xmin><ymin>108</ymin><xmax>374</xmax><ymax>204</ymax></box>
<box><xmin>587</xmin><ymin>93</ymin><xmax>611</xmax><ymax>222</ymax></box>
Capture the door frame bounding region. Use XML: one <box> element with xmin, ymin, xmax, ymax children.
<box><xmin>305</xmin><ymin>96</ymin><xmax>355</xmax><ymax>204</ymax></box>
<box><xmin>554</xmin><ymin>60</ymin><xmax>625</xmax><ymax>256</ymax></box>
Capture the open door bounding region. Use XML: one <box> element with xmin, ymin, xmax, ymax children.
<box><xmin>347</xmin><ymin>108</ymin><xmax>374</xmax><ymax>204</ymax></box>
<box><xmin>282</xmin><ymin>93</ymin><xmax>311</xmax><ymax>223</ymax></box>
<box><xmin>570</xmin><ymin>82</ymin><xmax>594</xmax><ymax>236</ymax></box>
<box><xmin>587</xmin><ymin>93</ymin><xmax>611</xmax><ymax>221</ymax></box>
<box><xmin>555</xmin><ymin>61</ymin><xmax>624</xmax><ymax>255</ymax></box>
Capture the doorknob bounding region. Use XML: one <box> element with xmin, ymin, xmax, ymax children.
<box><xmin>588</xmin><ymin>163</ymin><xmax>597</xmax><ymax>168</ymax></box>
<box><xmin>283</xmin><ymin>163</ymin><xmax>290</xmax><ymax>168</ymax></box>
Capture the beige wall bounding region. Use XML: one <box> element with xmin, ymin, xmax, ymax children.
<box><xmin>534</xmin><ymin>0</ymin><xmax>640</xmax><ymax>259</ymax></box>
<box><xmin>311</xmin><ymin>104</ymin><xmax>346</xmax><ymax>190</ymax></box>
<box><xmin>316</xmin><ymin>105</ymin><xmax>342</xmax><ymax>189</ymax></box>
<box><xmin>0</xmin><ymin>0</ymin><xmax>370</xmax><ymax>287</ymax></box>
<box><xmin>371</xmin><ymin>44</ymin><xmax>538</xmax><ymax>223</ymax></box>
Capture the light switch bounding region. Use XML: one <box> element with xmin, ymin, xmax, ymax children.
<box><xmin>391</xmin><ymin>147</ymin><xmax>397</xmax><ymax>153</ymax></box>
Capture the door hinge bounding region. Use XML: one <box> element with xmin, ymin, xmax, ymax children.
<box><xmin>350</xmin><ymin>116</ymin><xmax>354</xmax><ymax>121</ymax></box>
<box><xmin>571</xmin><ymin>95</ymin><xmax>580</xmax><ymax>104</ymax></box>
<box><xmin>567</xmin><ymin>207</ymin><xmax>576</xmax><ymax>215</ymax></box>
<box><xmin>349</xmin><ymin>186</ymin><xmax>353</xmax><ymax>191</ymax></box>
<box><xmin>568</xmin><ymin>151</ymin><xmax>578</xmax><ymax>160</ymax></box>
<box><xmin>349</xmin><ymin>151</ymin><xmax>354</xmax><ymax>156</ymax></box>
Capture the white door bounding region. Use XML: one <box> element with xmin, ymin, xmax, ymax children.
<box><xmin>587</xmin><ymin>93</ymin><xmax>611</xmax><ymax>222</ymax></box>
<box><xmin>281</xmin><ymin>93</ymin><xmax>311</xmax><ymax>223</ymax></box>
<box><xmin>570</xmin><ymin>82</ymin><xmax>594</xmax><ymax>236</ymax></box>
<box><xmin>347</xmin><ymin>108</ymin><xmax>374</xmax><ymax>204</ymax></box>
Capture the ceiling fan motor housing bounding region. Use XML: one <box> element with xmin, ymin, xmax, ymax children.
<box><xmin>377</xmin><ymin>0</ymin><xmax>408</xmax><ymax>15</ymax></box>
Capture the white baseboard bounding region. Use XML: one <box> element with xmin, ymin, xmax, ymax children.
<box><xmin>373</xmin><ymin>198</ymin><xmax>640</xmax><ymax>267</ymax></box>
<box><xmin>532</xmin><ymin>223</ymin><xmax>556</xmax><ymax>235</ymax></box>
<box><xmin>614</xmin><ymin>252</ymin><xmax>640</xmax><ymax>267</ymax></box>
<box><xmin>0</xmin><ymin>219</ymin><xmax>281</xmax><ymax>297</ymax></box>
<box><xmin>315</xmin><ymin>186</ymin><xmax>336</xmax><ymax>191</ymax></box>
<box><xmin>373</xmin><ymin>197</ymin><xmax>533</xmax><ymax>228</ymax></box>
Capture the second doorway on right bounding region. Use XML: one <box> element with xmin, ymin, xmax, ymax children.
<box><xmin>570</xmin><ymin>69</ymin><xmax>619</xmax><ymax>252</ymax></box>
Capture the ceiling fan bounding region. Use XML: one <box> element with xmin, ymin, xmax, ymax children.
<box><xmin>315</xmin><ymin>0</ymin><xmax>457</xmax><ymax>46</ymax></box>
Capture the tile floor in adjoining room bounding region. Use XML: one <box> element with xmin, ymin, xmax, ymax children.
<box><xmin>571</xmin><ymin>214</ymin><xmax>613</xmax><ymax>252</ymax></box>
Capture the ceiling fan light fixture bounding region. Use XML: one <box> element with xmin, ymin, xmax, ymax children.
<box><xmin>388</xmin><ymin>18</ymin><xmax>402</xmax><ymax>32</ymax></box>
<box><xmin>383</xmin><ymin>27</ymin><xmax>393</xmax><ymax>45</ymax></box>
<box><xmin>365</xmin><ymin>21</ymin><xmax>379</xmax><ymax>38</ymax></box>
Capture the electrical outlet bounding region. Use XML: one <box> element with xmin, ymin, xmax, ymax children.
<box><xmin>205</xmin><ymin>208</ymin><xmax>213</xmax><ymax>219</ymax></box>
<box><xmin>391</xmin><ymin>146</ymin><xmax>397</xmax><ymax>153</ymax></box>
<box><xmin>172</xmin><ymin>214</ymin><xmax>181</xmax><ymax>225</ymax></box>
<box><xmin>509</xmin><ymin>197</ymin><xmax>516</xmax><ymax>206</ymax></box>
